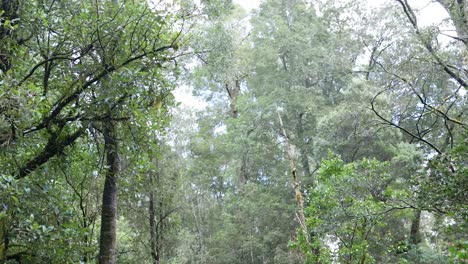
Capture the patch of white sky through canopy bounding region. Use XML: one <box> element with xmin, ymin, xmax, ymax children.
<box><xmin>233</xmin><ymin>0</ymin><xmax>447</xmax><ymax>22</ymax></box>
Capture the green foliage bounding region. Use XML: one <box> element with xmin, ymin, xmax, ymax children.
<box><xmin>418</xmin><ymin>141</ymin><xmax>468</xmax><ymax>219</ymax></box>
<box><xmin>298</xmin><ymin>155</ymin><xmax>406</xmax><ymax>263</ymax></box>
<box><xmin>448</xmin><ymin>240</ymin><xmax>468</xmax><ymax>263</ymax></box>
<box><xmin>401</xmin><ymin>244</ymin><xmax>448</xmax><ymax>264</ymax></box>
<box><xmin>1</xmin><ymin>0</ymin><xmax>185</xmax><ymax>262</ymax></box>
<box><xmin>1</xmin><ymin>0</ymin><xmax>466</xmax><ymax>262</ymax></box>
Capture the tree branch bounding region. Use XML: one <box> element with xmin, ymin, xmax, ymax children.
<box><xmin>395</xmin><ymin>0</ymin><xmax>468</xmax><ymax>89</ymax></box>
<box><xmin>17</xmin><ymin>128</ymin><xmax>85</xmax><ymax>179</ymax></box>
<box><xmin>370</xmin><ymin>89</ymin><xmax>442</xmax><ymax>154</ymax></box>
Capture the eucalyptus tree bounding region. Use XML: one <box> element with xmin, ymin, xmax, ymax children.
<box><xmin>191</xmin><ymin>4</ymin><xmax>251</xmax><ymax>119</ymax></box>
<box><xmin>179</xmin><ymin>2</ymin><xmax>315</xmax><ymax>261</ymax></box>
<box><xmin>245</xmin><ymin>1</ymin><xmax>371</xmax><ymax>260</ymax></box>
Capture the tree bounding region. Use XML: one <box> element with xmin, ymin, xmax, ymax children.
<box><xmin>1</xmin><ymin>0</ymin><xmax>186</xmax><ymax>262</ymax></box>
<box><xmin>367</xmin><ymin>0</ymin><xmax>467</xmax><ymax>219</ymax></box>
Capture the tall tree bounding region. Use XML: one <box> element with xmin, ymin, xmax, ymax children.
<box><xmin>0</xmin><ymin>0</ymin><xmax>186</xmax><ymax>261</ymax></box>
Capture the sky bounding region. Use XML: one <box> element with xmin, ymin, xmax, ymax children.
<box><xmin>232</xmin><ymin>0</ymin><xmax>448</xmax><ymax>24</ymax></box>
<box><xmin>233</xmin><ymin>0</ymin><xmax>260</xmax><ymax>11</ymax></box>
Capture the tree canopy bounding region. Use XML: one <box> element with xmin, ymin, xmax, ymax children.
<box><xmin>0</xmin><ymin>0</ymin><xmax>466</xmax><ymax>263</ymax></box>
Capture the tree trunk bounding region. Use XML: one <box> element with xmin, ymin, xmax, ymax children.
<box><xmin>225</xmin><ymin>80</ymin><xmax>240</xmax><ymax>118</ymax></box>
<box><xmin>0</xmin><ymin>0</ymin><xmax>19</xmax><ymax>74</ymax></box>
<box><xmin>436</xmin><ymin>0</ymin><xmax>468</xmax><ymax>49</ymax></box>
<box><xmin>225</xmin><ymin>79</ymin><xmax>251</xmax><ymax>186</ymax></box>
<box><xmin>149</xmin><ymin>163</ymin><xmax>165</xmax><ymax>264</ymax></box>
<box><xmin>149</xmin><ymin>184</ymin><xmax>158</xmax><ymax>264</ymax></box>
<box><xmin>277</xmin><ymin>111</ymin><xmax>320</xmax><ymax>261</ymax></box>
<box><xmin>157</xmin><ymin>194</ymin><xmax>164</xmax><ymax>263</ymax></box>
<box><xmin>296</xmin><ymin>113</ymin><xmax>314</xmax><ymax>187</ymax></box>
<box><xmin>149</xmin><ymin>169</ymin><xmax>162</xmax><ymax>264</ymax></box>
<box><xmin>99</xmin><ymin>118</ymin><xmax>119</xmax><ymax>264</ymax></box>
<box><xmin>0</xmin><ymin>214</ymin><xmax>6</xmax><ymax>263</ymax></box>
<box><xmin>239</xmin><ymin>152</ymin><xmax>249</xmax><ymax>185</ymax></box>
<box><xmin>409</xmin><ymin>209</ymin><xmax>422</xmax><ymax>245</ymax></box>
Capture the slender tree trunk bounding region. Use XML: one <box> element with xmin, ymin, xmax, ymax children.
<box><xmin>296</xmin><ymin>113</ymin><xmax>314</xmax><ymax>186</ymax></box>
<box><xmin>82</xmin><ymin>234</ymin><xmax>89</xmax><ymax>263</ymax></box>
<box><xmin>409</xmin><ymin>209</ymin><xmax>422</xmax><ymax>245</ymax></box>
<box><xmin>99</xmin><ymin>118</ymin><xmax>119</xmax><ymax>264</ymax></box>
<box><xmin>0</xmin><ymin>0</ymin><xmax>19</xmax><ymax>74</ymax></box>
<box><xmin>149</xmin><ymin>164</ymin><xmax>164</xmax><ymax>264</ymax></box>
<box><xmin>157</xmin><ymin>194</ymin><xmax>164</xmax><ymax>263</ymax></box>
<box><xmin>239</xmin><ymin>152</ymin><xmax>249</xmax><ymax>185</ymax></box>
<box><xmin>149</xmin><ymin>183</ymin><xmax>158</xmax><ymax>264</ymax></box>
<box><xmin>0</xmin><ymin>214</ymin><xmax>6</xmax><ymax>263</ymax></box>
<box><xmin>149</xmin><ymin>169</ymin><xmax>162</xmax><ymax>264</ymax></box>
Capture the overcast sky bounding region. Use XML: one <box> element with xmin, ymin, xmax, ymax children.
<box><xmin>233</xmin><ymin>0</ymin><xmax>260</xmax><ymax>11</ymax></box>
<box><xmin>232</xmin><ymin>0</ymin><xmax>448</xmax><ymax>26</ymax></box>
